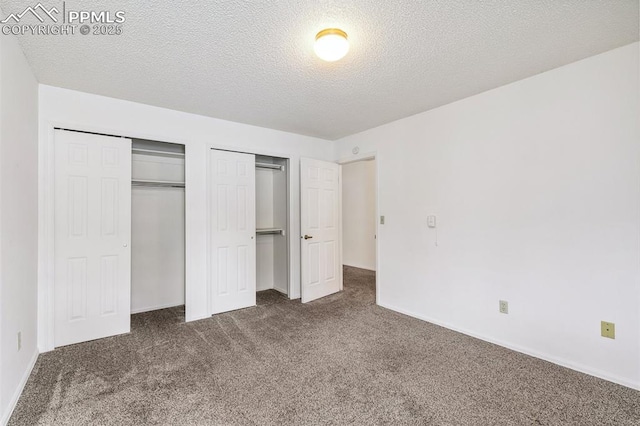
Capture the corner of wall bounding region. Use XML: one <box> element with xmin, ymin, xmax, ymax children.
<box><xmin>0</xmin><ymin>350</ymin><xmax>38</xmax><ymax>426</ymax></box>
<box><xmin>0</xmin><ymin>27</ymin><xmax>40</xmax><ymax>425</ymax></box>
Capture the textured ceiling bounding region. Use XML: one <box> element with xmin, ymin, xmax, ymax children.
<box><xmin>2</xmin><ymin>1</ymin><xmax>638</xmax><ymax>140</ymax></box>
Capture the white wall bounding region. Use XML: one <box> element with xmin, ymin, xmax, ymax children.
<box><xmin>38</xmin><ymin>85</ymin><xmax>334</xmax><ymax>351</ymax></box>
<box><xmin>334</xmin><ymin>43</ymin><xmax>640</xmax><ymax>389</ymax></box>
<box><xmin>342</xmin><ymin>160</ymin><xmax>376</xmax><ymax>270</ymax></box>
<box><xmin>0</xmin><ymin>31</ymin><xmax>39</xmax><ymax>424</ymax></box>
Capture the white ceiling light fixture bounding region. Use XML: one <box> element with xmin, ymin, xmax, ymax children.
<box><xmin>314</xmin><ymin>28</ymin><xmax>349</xmax><ymax>62</ymax></box>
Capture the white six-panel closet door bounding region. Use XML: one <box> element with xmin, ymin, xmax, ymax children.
<box><xmin>209</xmin><ymin>149</ymin><xmax>257</xmax><ymax>314</ymax></box>
<box><xmin>54</xmin><ymin>129</ymin><xmax>132</xmax><ymax>347</ymax></box>
<box><xmin>300</xmin><ymin>157</ymin><xmax>342</xmax><ymax>303</ymax></box>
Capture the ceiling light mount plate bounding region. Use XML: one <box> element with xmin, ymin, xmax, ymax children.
<box><xmin>314</xmin><ymin>28</ymin><xmax>349</xmax><ymax>62</ymax></box>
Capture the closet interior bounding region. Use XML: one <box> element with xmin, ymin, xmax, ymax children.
<box><xmin>131</xmin><ymin>139</ymin><xmax>186</xmax><ymax>315</ymax></box>
<box><xmin>132</xmin><ymin>146</ymin><xmax>287</xmax><ymax>312</ymax></box>
<box><xmin>255</xmin><ymin>155</ymin><xmax>289</xmax><ymax>295</ymax></box>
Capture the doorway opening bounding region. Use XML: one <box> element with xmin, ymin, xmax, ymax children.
<box><xmin>255</xmin><ymin>155</ymin><xmax>290</xmax><ymax>301</ymax></box>
<box><xmin>341</xmin><ymin>158</ymin><xmax>377</xmax><ymax>301</ymax></box>
<box><xmin>131</xmin><ymin>139</ymin><xmax>186</xmax><ymax>321</ymax></box>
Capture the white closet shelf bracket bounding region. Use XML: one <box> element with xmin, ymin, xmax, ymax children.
<box><xmin>255</xmin><ymin>162</ymin><xmax>284</xmax><ymax>171</ymax></box>
<box><xmin>256</xmin><ymin>228</ymin><xmax>285</xmax><ymax>236</ymax></box>
<box><xmin>132</xmin><ymin>179</ymin><xmax>185</xmax><ymax>188</ymax></box>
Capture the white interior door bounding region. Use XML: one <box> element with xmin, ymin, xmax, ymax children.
<box><xmin>209</xmin><ymin>149</ymin><xmax>256</xmax><ymax>314</ymax></box>
<box><xmin>300</xmin><ymin>158</ymin><xmax>342</xmax><ymax>303</ymax></box>
<box><xmin>54</xmin><ymin>130</ymin><xmax>132</xmax><ymax>347</ymax></box>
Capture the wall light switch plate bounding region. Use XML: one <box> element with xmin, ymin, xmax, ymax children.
<box><xmin>380</xmin><ymin>215</ymin><xmax>385</xmax><ymax>225</ymax></box>
<box><xmin>499</xmin><ymin>300</ymin><xmax>508</xmax><ymax>314</ymax></box>
<box><xmin>427</xmin><ymin>215</ymin><xmax>436</xmax><ymax>228</ymax></box>
<box><xmin>601</xmin><ymin>321</ymin><xmax>615</xmax><ymax>339</ymax></box>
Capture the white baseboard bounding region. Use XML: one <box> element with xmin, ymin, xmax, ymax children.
<box><xmin>343</xmin><ymin>263</ymin><xmax>376</xmax><ymax>271</ymax></box>
<box><xmin>185</xmin><ymin>312</ymin><xmax>210</xmax><ymax>322</ymax></box>
<box><xmin>1</xmin><ymin>350</ymin><xmax>39</xmax><ymax>426</ymax></box>
<box><xmin>378</xmin><ymin>302</ymin><xmax>640</xmax><ymax>391</ymax></box>
<box><xmin>256</xmin><ymin>284</ymin><xmax>273</xmax><ymax>292</ymax></box>
<box><xmin>131</xmin><ymin>302</ymin><xmax>184</xmax><ymax>314</ymax></box>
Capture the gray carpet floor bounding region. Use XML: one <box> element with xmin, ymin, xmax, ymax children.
<box><xmin>9</xmin><ymin>266</ymin><xmax>640</xmax><ymax>425</ymax></box>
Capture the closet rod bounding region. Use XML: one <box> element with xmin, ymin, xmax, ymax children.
<box><xmin>132</xmin><ymin>179</ymin><xmax>185</xmax><ymax>188</ymax></box>
<box><xmin>132</xmin><ymin>148</ymin><xmax>185</xmax><ymax>158</ymax></box>
<box><xmin>255</xmin><ymin>162</ymin><xmax>284</xmax><ymax>171</ymax></box>
<box><xmin>256</xmin><ymin>228</ymin><xmax>285</xmax><ymax>236</ymax></box>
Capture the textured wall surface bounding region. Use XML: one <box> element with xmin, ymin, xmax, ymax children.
<box><xmin>1</xmin><ymin>0</ymin><xmax>638</xmax><ymax>139</ymax></box>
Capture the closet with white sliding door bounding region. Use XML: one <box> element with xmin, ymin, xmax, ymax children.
<box><xmin>255</xmin><ymin>155</ymin><xmax>289</xmax><ymax>295</ymax></box>
<box><xmin>208</xmin><ymin>149</ymin><xmax>289</xmax><ymax>315</ymax></box>
<box><xmin>131</xmin><ymin>140</ymin><xmax>185</xmax><ymax>315</ymax></box>
<box><xmin>53</xmin><ymin>130</ymin><xmax>187</xmax><ymax>348</ymax></box>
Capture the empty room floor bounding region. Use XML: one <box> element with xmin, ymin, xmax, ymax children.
<box><xmin>9</xmin><ymin>267</ymin><xmax>640</xmax><ymax>425</ymax></box>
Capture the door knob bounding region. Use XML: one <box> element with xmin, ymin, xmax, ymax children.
<box><xmin>304</xmin><ymin>235</ymin><xmax>313</xmax><ymax>240</ymax></box>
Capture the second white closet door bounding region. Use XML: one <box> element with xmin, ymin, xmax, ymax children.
<box><xmin>209</xmin><ymin>149</ymin><xmax>257</xmax><ymax>314</ymax></box>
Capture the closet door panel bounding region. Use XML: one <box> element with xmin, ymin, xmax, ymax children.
<box><xmin>54</xmin><ymin>130</ymin><xmax>132</xmax><ymax>347</ymax></box>
<box><xmin>209</xmin><ymin>150</ymin><xmax>256</xmax><ymax>314</ymax></box>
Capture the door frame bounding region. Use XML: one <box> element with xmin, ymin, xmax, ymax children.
<box><xmin>337</xmin><ymin>151</ymin><xmax>379</xmax><ymax>305</ymax></box>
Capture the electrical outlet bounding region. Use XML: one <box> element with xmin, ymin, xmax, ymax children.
<box><xmin>499</xmin><ymin>300</ymin><xmax>509</xmax><ymax>314</ymax></box>
<box><xmin>17</xmin><ymin>331</ymin><xmax>21</xmax><ymax>351</ymax></box>
<box><xmin>601</xmin><ymin>321</ymin><xmax>615</xmax><ymax>339</ymax></box>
